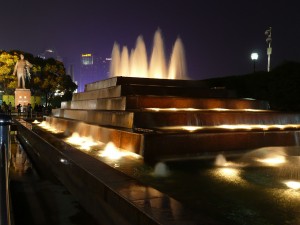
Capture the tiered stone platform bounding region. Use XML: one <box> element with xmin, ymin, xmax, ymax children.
<box><xmin>51</xmin><ymin>76</ymin><xmax>300</xmax><ymax>163</ymax></box>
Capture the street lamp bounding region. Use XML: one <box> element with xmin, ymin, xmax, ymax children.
<box><xmin>251</xmin><ymin>52</ymin><xmax>258</xmax><ymax>73</ymax></box>
<box><xmin>265</xmin><ymin>27</ymin><xmax>272</xmax><ymax>72</ymax></box>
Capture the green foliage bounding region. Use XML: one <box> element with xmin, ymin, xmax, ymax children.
<box><xmin>0</xmin><ymin>51</ymin><xmax>18</xmax><ymax>93</ymax></box>
<box><xmin>0</xmin><ymin>50</ymin><xmax>77</xmax><ymax>107</ymax></box>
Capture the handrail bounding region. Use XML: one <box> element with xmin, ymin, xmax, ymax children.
<box><xmin>0</xmin><ymin>114</ymin><xmax>12</xmax><ymax>225</ymax></box>
<box><xmin>0</xmin><ymin>143</ymin><xmax>11</xmax><ymax>225</ymax></box>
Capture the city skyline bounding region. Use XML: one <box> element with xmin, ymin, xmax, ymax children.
<box><xmin>1</xmin><ymin>0</ymin><xmax>300</xmax><ymax>81</ymax></box>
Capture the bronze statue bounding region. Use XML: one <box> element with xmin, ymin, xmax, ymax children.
<box><xmin>13</xmin><ymin>54</ymin><xmax>33</xmax><ymax>89</ymax></box>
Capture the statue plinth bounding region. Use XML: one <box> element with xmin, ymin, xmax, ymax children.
<box><xmin>15</xmin><ymin>88</ymin><xmax>31</xmax><ymax>107</ymax></box>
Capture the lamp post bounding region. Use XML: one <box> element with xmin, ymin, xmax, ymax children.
<box><xmin>251</xmin><ymin>52</ymin><xmax>258</xmax><ymax>73</ymax></box>
<box><xmin>265</xmin><ymin>27</ymin><xmax>272</xmax><ymax>72</ymax></box>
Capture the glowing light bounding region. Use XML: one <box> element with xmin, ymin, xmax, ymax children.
<box><xmin>79</xmin><ymin>136</ymin><xmax>97</xmax><ymax>151</ymax></box>
<box><xmin>64</xmin><ymin>132</ymin><xmax>101</xmax><ymax>151</ymax></box>
<box><xmin>219</xmin><ymin>124</ymin><xmax>252</xmax><ymax>130</ymax></box>
<box><xmin>257</xmin><ymin>125</ymin><xmax>269</xmax><ymax>130</ymax></box>
<box><xmin>251</xmin><ymin>52</ymin><xmax>259</xmax><ymax>60</ymax></box>
<box><xmin>256</xmin><ymin>156</ymin><xmax>286</xmax><ymax>166</ymax></box>
<box><xmin>157</xmin><ymin>123</ymin><xmax>300</xmax><ymax>133</ymax></box>
<box><xmin>211</xmin><ymin>108</ymin><xmax>229</xmax><ymax>111</ymax></box>
<box><xmin>82</xmin><ymin>53</ymin><xmax>92</xmax><ymax>57</ymax></box>
<box><xmin>38</xmin><ymin>121</ymin><xmax>62</xmax><ymax>133</ymax></box>
<box><xmin>100</xmin><ymin>142</ymin><xmax>122</xmax><ymax>160</ymax></box>
<box><xmin>284</xmin><ymin>181</ymin><xmax>300</xmax><ymax>190</ymax></box>
<box><xmin>32</xmin><ymin>120</ymin><xmax>40</xmax><ymax>124</ymax></box>
<box><xmin>99</xmin><ymin>142</ymin><xmax>141</xmax><ymax>160</ymax></box>
<box><xmin>269</xmin><ymin>124</ymin><xmax>286</xmax><ymax>130</ymax></box>
<box><xmin>60</xmin><ymin>158</ymin><xmax>69</xmax><ymax>165</ymax></box>
<box><xmin>65</xmin><ymin>132</ymin><xmax>81</xmax><ymax>145</ymax></box>
<box><xmin>211</xmin><ymin>167</ymin><xmax>245</xmax><ymax>184</ymax></box>
<box><xmin>220</xmin><ymin>168</ymin><xmax>238</xmax><ymax>176</ymax></box>
<box><xmin>181</xmin><ymin>126</ymin><xmax>202</xmax><ymax>131</ymax></box>
<box><xmin>145</xmin><ymin>107</ymin><xmax>267</xmax><ymax>112</ymax></box>
<box><xmin>146</xmin><ymin>107</ymin><xmax>198</xmax><ymax>112</ymax></box>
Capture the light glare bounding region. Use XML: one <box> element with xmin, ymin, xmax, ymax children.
<box><xmin>284</xmin><ymin>181</ymin><xmax>300</xmax><ymax>190</ymax></box>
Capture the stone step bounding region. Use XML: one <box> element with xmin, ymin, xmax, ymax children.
<box><xmin>62</xmin><ymin>96</ymin><xmax>270</xmax><ymax>111</ymax></box>
<box><xmin>142</xmin><ymin>130</ymin><xmax>300</xmax><ymax>163</ymax></box>
<box><xmin>52</xmin><ymin>108</ymin><xmax>300</xmax><ymax>129</ymax></box>
<box><xmin>84</xmin><ymin>76</ymin><xmax>209</xmax><ymax>91</ymax></box>
<box><xmin>43</xmin><ymin>117</ymin><xmax>300</xmax><ymax>164</ymax></box>
<box><xmin>72</xmin><ymin>84</ymin><xmax>235</xmax><ymax>101</ymax></box>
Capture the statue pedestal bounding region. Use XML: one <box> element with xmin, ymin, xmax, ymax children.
<box><xmin>15</xmin><ymin>89</ymin><xmax>31</xmax><ymax>108</ymax></box>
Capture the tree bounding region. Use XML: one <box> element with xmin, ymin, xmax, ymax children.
<box><xmin>29</xmin><ymin>57</ymin><xmax>77</xmax><ymax>107</ymax></box>
<box><xmin>0</xmin><ymin>51</ymin><xmax>18</xmax><ymax>94</ymax></box>
<box><xmin>0</xmin><ymin>50</ymin><xmax>77</xmax><ymax>107</ymax></box>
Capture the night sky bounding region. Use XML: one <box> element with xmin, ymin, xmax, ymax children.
<box><xmin>1</xmin><ymin>0</ymin><xmax>300</xmax><ymax>80</ymax></box>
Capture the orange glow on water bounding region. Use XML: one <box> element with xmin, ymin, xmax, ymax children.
<box><xmin>256</xmin><ymin>156</ymin><xmax>286</xmax><ymax>166</ymax></box>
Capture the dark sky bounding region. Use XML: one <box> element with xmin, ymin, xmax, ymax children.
<box><xmin>1</xmin><ymin>0</ymin><xmax>300</xmax><ymax>80</ymax></box>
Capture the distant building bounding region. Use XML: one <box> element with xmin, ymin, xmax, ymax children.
<box><xmin>66</xmin><ymin>64</ymin><xmax>78</xmax><ymax>93</ymax></box>
<box><xmin>81</xmin><ymin>53</ymin><xmax>93</xmax><ymax>65</ymax></box>
<box><xmin>77</xmin><ymin>53</ymin><xmax>109</xmax><ymax>92</ymax></box>
<box><xmin>38</xmin><ymin>49</ymin><xmax>62</xmax><ymax>62</ymax></box>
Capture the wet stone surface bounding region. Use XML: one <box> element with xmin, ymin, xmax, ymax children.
<box><xmin>9</xmin><ymin>136</ymin><xmax>100</xmax><ymax>225</ymax></box>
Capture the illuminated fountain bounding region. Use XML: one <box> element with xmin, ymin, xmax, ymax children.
<box><xmin>109</xmin><ymin>28</ymin><xmax>188</xmax><ymax>79</ymax></box>
<box><xmin>18</xmin><ymin>75</ymin><xmax>300</xmax><ymax>225</ymax></box>
<box><xmin>25</xmin><ymin>118</ymin><xmax>300</xmax><ymax>224</ymax></box>
<box><xmin>14</xmin><ymin>29</ymin><xmax>300</xmax><ymax>224</ymax></box>
<box><xmin>49</xmin><ymin>72</ymin><xmax>300</xmax><ymax>164</ymax></box>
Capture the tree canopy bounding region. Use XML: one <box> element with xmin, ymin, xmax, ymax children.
<box><xmin>0</xmin><ymin>50</ymin><xmax>77</xmax><ymax>107</ymax></box>
<box><xmin>204</xmin><ymin>61</ymin><xmax>300</xmax><ymax>111</ymax></box>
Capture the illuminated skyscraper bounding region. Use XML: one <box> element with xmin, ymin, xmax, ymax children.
<box><xmin>78</xmin><ymin>53</ymin><xmax>108</xmax><ymax>92</ymax></box>
<box><xmin>81</xmin><ymin>53</ymin><xmax>93</xmax><ymax>65</ymax></box>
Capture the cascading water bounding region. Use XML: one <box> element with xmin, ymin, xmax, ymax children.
<box><xmin>109</xmin><ymin>28</ymin><xmax>188</xmax><ymax>79</ymax></box>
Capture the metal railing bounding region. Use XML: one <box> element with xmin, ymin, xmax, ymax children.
<box><xmin>0</xmin><ymin>115</ymin><xmax>12</xmax><ymax>225</ymax></box>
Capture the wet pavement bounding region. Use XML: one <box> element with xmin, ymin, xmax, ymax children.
<box><xmin>9</xmin><ymin>133</ymin><xmax>100</xmax><ymax>225</ymax></box>
<box><xmin>16</xmin><ymin>119</ymin><xmax>205</xmax><ymax>225</ymax></box>
<box><xmin>16</xmin><ymin>119</ymin><xmax>300</xmax><ymax>225</ymax></box>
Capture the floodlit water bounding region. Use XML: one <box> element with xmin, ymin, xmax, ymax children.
<box><xmin>63</xmin><ymin>135</ymin><xmax>300</xmax><ymax>224</ymax></box>
<box><xmin>81</xmin><ymin>145</ymin><xmax>300</xmax><ymax>225</ymax></box>
<box><xmin>137</xmin><ymin>154</ymin><xmax>300</xmax><ymax>225</ymax></box>
<box><xmin>37</xmin><ymin>122</ymin><xmax>300</xmax><ymax>224</ymax></box>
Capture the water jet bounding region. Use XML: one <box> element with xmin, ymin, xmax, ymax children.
<box><xmin>13</xmin><ymin>30</ymin><xmax>300</xmax><ymax>225</ymax></box>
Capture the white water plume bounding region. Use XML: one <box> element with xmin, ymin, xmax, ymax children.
<box><xmin>153</xmin><ymin>162</ymin><xmax>170</xmax><ymax>177</ymax></box>
<box><xmin>109</xmin><ymin>28</ymin><xmax>188</xmax><ymax>79</ymax></box>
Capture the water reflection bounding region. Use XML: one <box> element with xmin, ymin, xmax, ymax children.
<box><xmin>11</xmin><ymin>143</ymin><xmax>31</xmax><ymax>175</ymax></box>
<box><xmin>31</xmin><ymin>119</ymin><xmax>300</xmax><ymax>224</ymax></box>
